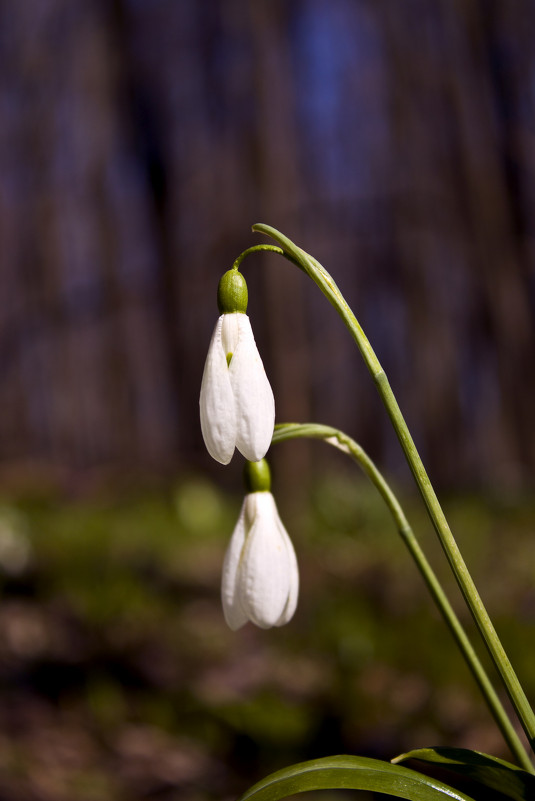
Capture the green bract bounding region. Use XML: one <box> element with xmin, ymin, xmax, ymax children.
<box><xmin>217</xmin><ymin>269</ymin><xmax>248</xmax><ymax>314</ymax></box>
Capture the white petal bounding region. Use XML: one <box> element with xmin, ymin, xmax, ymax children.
<box><xmin>199</xmin><ymin>316</ymin><xmax>237</xmax><ymax>464</ymax></box>
<box><xmin>221</xmin><ymin>312</ymin><xmax>240</xmax><ymax>355</ymax></box>
<box><xmin>221</xmin><ymin>499</ymin><xmax>249</xmax><ymax>630</ymax></box>
<box><xmin>229</xmin><ymin>315</ymin><xmax>275</xmax><ymax>462</ymax></box>
<box><xmin>274</xmin><ymin>521</ymin><xmax>299</xmax><ymax>626</ymax></box>
<box><xmin>238</xmin><ymin>493</ymin><xmax>294</xmax><ymax>629</ymax></box>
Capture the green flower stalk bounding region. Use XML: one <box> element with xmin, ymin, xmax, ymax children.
<box><xmin>272</xmin><ymin>423</ymin><xmax>534</xmax><ymax>773</ymax></box>
<box><xmin>245</xmin><ymin>224</ymin><xmax>535</xmax><ymax>756</ymax></box>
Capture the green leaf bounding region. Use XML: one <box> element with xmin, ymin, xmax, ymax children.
<box><xmin>392</xmin><ymin>747</ymin><xmax>535</xmax><ymax>800</ymax></box>
<box><xmin>239</xmin><ymin>754</ymin><xmax>476</xmax><ymax>801</ymax></box>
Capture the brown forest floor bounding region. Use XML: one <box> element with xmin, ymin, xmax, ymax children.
<box><xmin>0</xmin><ymin>472</ymin><xmax>532</xmax><ymax>801</ymax></box>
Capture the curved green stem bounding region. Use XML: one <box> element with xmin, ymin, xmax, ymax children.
<box><xmin>249</xmin><ymin>223</ymin><xmax>535</xmax><ymax>752</ymax></box>
<box><xmin>232</xmin><ymin>244</ymin><xmax>301</xmax><ymax>273</ymax></box>
<box><xmin>272</xmin><ymin>423</ymin><xmax>533</xmax><ymax>772</ymax></box>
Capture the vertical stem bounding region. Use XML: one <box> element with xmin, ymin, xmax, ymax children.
<box><xmin>253</xmin><ymin>224</ymin><xmax>535</xmax><ymax>750</ymax></box>
<box><xmin>272</xmin><ymin>423</ymin><xmax>533</xmax><ymax>771</ymax></box>
<box><xmin>375</xmin><ymin>372</ymin><xmax>535</xmax><ymax>749</ymax></box>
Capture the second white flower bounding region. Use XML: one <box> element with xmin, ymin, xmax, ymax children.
<box><xmin>221</xmin><ymin>490</ymin><xmax>299</xmax><ymax>630</ymax></box>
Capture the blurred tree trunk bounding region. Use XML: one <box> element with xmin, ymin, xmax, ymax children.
<box><xmin>0</xmin><ymin>0</ymin><xmax>534</xmax><ymax>492</ymax></box>
<box><xmin>248</xmin><ymin>0</ymin><xmax>312</xmax><ymax>494</ymax></box>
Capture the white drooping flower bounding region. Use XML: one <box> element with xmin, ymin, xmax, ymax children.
<box><xmin>221</xmin><ymin>491</ymin><xmax>299</xmax><ymax>630</ymax></box>
<box><xmin>200</xmin><ymin>312</ymin><xmax>275</xmax><ymax>464</ymax></box>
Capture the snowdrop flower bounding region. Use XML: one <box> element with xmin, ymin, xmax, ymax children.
<box><xmin>200</xmin><ymin>269</ymin><xmax>275</xmax><ymax>464</ymax></box>
<box><xmin>221</xmin><ymin>459</ymin><xmax>299</xmax><ymax>630</ymax></box>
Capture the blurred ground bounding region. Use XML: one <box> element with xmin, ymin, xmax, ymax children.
<box><xmin>0</xmin><ymin>469</ymin><xmax>532</xmax><ymax>801</ymax></box>
<box><xmin>2</xmin><ymin>1</ymin><xmax>535</xmax><ymax>489</ymax></box>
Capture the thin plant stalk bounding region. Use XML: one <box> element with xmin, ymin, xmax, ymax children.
<box><xmin>244</xmin><ymin>224</ymin><xmax>535</xmax><ymax>752</ymax></box>
<box><xmin>272</xmin><ymin>422</ymin><xmax>533</xmax><ymax>773</ymax></box>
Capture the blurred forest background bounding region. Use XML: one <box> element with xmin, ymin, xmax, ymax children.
<box><xmin>2</xmin><ymin>0</ymin><xmax>535</xmax><ymax>491</ymax></box>
<box><xmin>0</xmin><ymin>1</ymin><xmax>535</xmax><ymax>800</ymax></box>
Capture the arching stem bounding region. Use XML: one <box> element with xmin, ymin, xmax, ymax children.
<box><xmin>243</xmin><ymin>223</ymin><xmax>535</xmax><ymax>753</ymax></box>
<box><xmin>272</xmin><ymin>423</ymin><xmax>533</xmax><ymax>772</ymax></box>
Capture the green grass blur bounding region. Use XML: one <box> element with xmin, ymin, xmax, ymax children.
<box><xmin>0</xmin><ymin>472</ymin><xmax>532</xmax><ymax>800</ymax></box>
